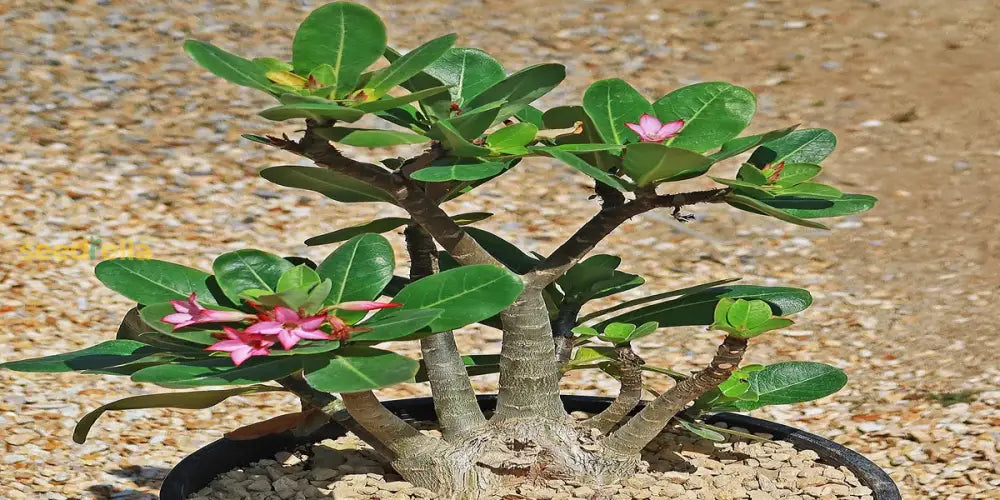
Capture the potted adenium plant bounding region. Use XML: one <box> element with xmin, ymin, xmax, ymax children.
<box><xmin>2</xmin><ymin>2</ymin><xmax>897</xmax><ymax>499</ymax></box>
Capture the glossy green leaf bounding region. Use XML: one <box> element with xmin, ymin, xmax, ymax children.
<box><xmin>578</xmin><ymin>278</ymin><xmax>741</xmax><ymax>324</ymax></box>
<box><xmin>212</xmin><ymin>249</ymin><xmax>293</xmax><ymax>304</ymax></box>
<box><xmin>515</xmin><ymin>105</ymin><xmax>545</xmax><ymax>128</ymax></box>
<box><xmin>628</xmin><ymin>321</ymin><xmax>659</xmax><ymax>340</ymax></box>
<box><xmin>595</xmin><ymin>285</ymin><xmax>812</xmax><ymax>329</ymax></box>
<box><xmin>315</xmin><ymin>127</ymin><xmax>430</xmax><ymax>147</ymax></box>
<box><xmin>467</xmin><ymin>63</ymin><xmax>566</xmax><ymax>124</ymax></box>
<box><xmin>582</xmin><ymin>78</ymin><xmax>653</xmax><ymax>145</ymax></box>
<box><xmin>427</xmin><ymin>120</ymin><xmax>493</xmax><ymax>157</ymax></box>
<box><xmin>355</xmin><ymin>86</ymin><xmax>450</xmax><ymax>113</ymax></box>
<box><xmin>410</xmin><ymin>162</ymin><xmax>506</xmax><ymax>182</ymax></box>
<box><xmin>737</xmin><ymin>163</ymin><xmax>769</xmax><ymax>185</ymax></box>
<box><xmin>300</xmin><ymin>279</ymin><xmax>333</xmax><ymax>315</ymax></box>
<box><xmin>761</xmin><ymin>194</ymin><xmax>877</xmax><ymax>219</ymax></box>
<box><xmin>1</xmin><ymin>340</ymin><xmax>160</xmax><ymax>373</ymax></box>
<box><xmin>258</xmin><ymin>102</ymin><xmax>365</xmax><ymax>122</ymax></box>
<box><xmin>622</xmin><ymin>143</ymin><xmax>713</xmax><ymax>186</ymax></box>
<box><xmin>382</xmin><ymin>48</ymin><xmax>451</xmax><ymax>119</ymax></box>
<box><xmin>367</xmin><ymin>34</ymin><xmax>456</xmax><ymax>97</ymax></box>
<box><xmin>543</xmin><ymin>147</ymin><xmax>634</xmax><ymax>192</ymax></box>
<box><xmin>316</xmin><ymin>233</ymin><xmax>395</xmax><ymax>310</ymax></box>
<box><xmin>749</xmin><ymin>129</ymin><xmax>836</xmax><ymax>168</ymax></box>
<box><xmin>775</xmin><ymin>182</ymin><xmax>842</xmax><ymax>200</ymax></box>
<box><xmin>725</xmin><ymin>193</ymin><xmax>830</xmax><ymax>229</ymax></box>
<box><xmin>350</xmin><ymin>309</ymin><xmax>444</xmax><ymax>343</ymax></box>
<box><xmin>542</xmin><ymin>105</ymin><xmax>618</xmax><ymax>171</ymax></box>
<box><xmin>542</xmin><ymin>144</ymin><xmax>624</xmax><ymax>153</ymax></box>
<box><xmin>95</xmin><ymin>259</ymin><xmax>218</xmax><ymax>306</ymax></box>
<box><xmin>73</xmin><ymin>385</ymin><xmax>282</xmax><ymax>443</ymax></box>
<box><xmin>708</xmin><ymin>125</ymin><xmax>799</xmax><ymax>162</ymax></box>
<box><xmin>735</xmin><ymin>362</ymin><xmax>847</xmax><ymax>411</ymax></box>
<box><xmin>253</xmin><ymin>57</ymin><xmax>293</xmax><ymax>73</ymax></box>
<box><xmin>277</xmin><ymin>265</ymin><xmax>321</xmax><ymax>293</ymax></box>
<box><xmin>392</xmin><ymin>265</ymin><xmax>524</xmax><ymax>332</ymax></box>
<box><xmin>261</xmin><ymin>166</ymin><xmax>395</xmax><ymax>204</ymax></box>
<box><xmin>305</xmin><ymin>218</ymin><xmax>410</xmax><ymax>246</ymax></box>
<box><xmin>424</xmin><ymin>47</ymin><xmax>505</xmax><ymax>105</ymax></box>
<box><xmin>601</xmin><ymin>323</ymin><xmax>635</xmax><ymax>343</ymax></box>
<box><xmin>184</xmin><ymin>40</ymin><xmax>276</xmax><ymax>93</ymax></box>
<box><xmin>436</xmin><ymin>101</ymin><xmax>503</xmax><ymax>139</ymax></box>
<box><xmin>486</xmin><ymin>123</ymin><xmax>538</xmax><ymax>151</ymax></box>
<box><xmin>654</xmin><ymin>82</ymin><xmax>756</xmax><ymax>153</ymax></box>
<box><xmin>677</xmin><ymin>418</ymin><xmax>726</xmax><ymax>442</ymax></box>
<box><xmin>131</xmin><ymin>357</ymin><xmax>303</xmax><ymax>388</ymax></box>
<box><xmin>772</xmin><ymin>163</ymin><xmax>821</xmax><ymax>187</ymax></box>
<box><xmin>291</xmin><ymin>2</ymin><xmax>386</xmax><ymax>96</ymax></box>
<box><xmin>452</xmin><ymin>212</ymin><xmax>493</xmax><ymax>225</ymax></box>
<box><xmin>303</xmin><ymin>347</ymin><xmax>419</xmax><ymax>392</ymax></box>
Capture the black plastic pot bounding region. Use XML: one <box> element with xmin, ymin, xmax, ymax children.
<box><xmin>161</xmin><ymin>395</ymin><xmax>900</xmax><ymax>500</ymax></box>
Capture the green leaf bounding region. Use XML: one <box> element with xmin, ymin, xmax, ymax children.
<box><xmin>571</xmin><ymin>326</ymin><xmax>600</xmax><ymax>338</ymax></box>
<box><xmin>291</xmin><ymin>2</ymin><xmax>386</xmax><ymax>96</ymax></box>
<box><xmin>543</xmin><ymin>147</ymin><xmax>634</xmax><ymax>192</ymax></box>
<box><xmin>737</xmin><ymin>163</ymin><xmax>768</xmax><ymax>185</ymax></box>
<box><xmin>316</xmin><ymin>233</ymin><xmax>395</xmax><ymax>311</ymax></box>
<box><xmin>760</xmin><ymin>194</ymin><xmax>877</xmax><ymax>219</ymax></box>
<box><xmin>410</xmin><ymin>162</ymin><xmax>507</xmax><ymax>182</ymax></box>
<box><xmin>467</xmin><ymin>64</ymin><xmax>566</xmax><ymax>124</ymax></box>
<box><xmin>654</xmin><ymin>82</ymin><xmax>756</xmax><ymax>153</ymax></box>
<box><xmin>452</xmin><ymin>212</ymin><xmax>493</xmax><ymax>225</ymax></box>
<box><xmin>303</xmin><ymin>347</ymin><xmax>419</xmax><ymax>392</ymax></box>
<box><xmin>708</xmin><ymin>125</ymin><xmax>799</xmax><ymax>163</ymax></box>
<box><xmin>749</xmin><ymin>129</ymin><xmax>836</xmax><ymax>168</ymax></box>
<box><xmin>305</xmin><ymin>218</ymin><xmax>410</xmax><ymax>246</ymax></box>
<box><xmin>253</xmin><ymin>57</ymin><xmax>293</xmax><ymax>73</ymax></box>
<box><xmin>424</xmin><ymin>47</ymin><xmax>505</xmax><ymax>105</ymax></box>
<box><xmin>677</xmin><ymin>418</ymin><xmax>726</xmax><ymax>442</ymax></box>
<box><xmin>582</xmin><ymin>78</ymin><xmax>653</xmax><ymax>145</ymax></box>
<box><xmin>355</xmin><ymin>86</ymin><xmax>451</xmax><ymax>113</ymax></box>
<box><xmin>595</xmin><ymin>285</ymin><xmax>812</xmax><ymax>329</ymax></box>
<box><xmin>277</xmin><ymin>265</ymin><xmax>321</xmax><ymax>293</ymax></box>
<box><xmin>427</xmin><ymin>120</ymin><xmax>493</xmax><ymax>157</ymax></box>
<box><xmin>622</xmin><ymin>143</ymin><xmax>713</xmax><ymax>186</ymax></box>
<box><xmin>775</xmin><ymin>182</ymin><xmax>842</xmax><ymax>200</ymax></box>
<box><xmin>315</xmin><ymin>127</ymin><xmax>430</xmax><ymax>147</ymax></box>
<box><xmin>725</xmin><ymin>193</ymin><xmax>830</xmax><ymax>230</ymax></box>
<box><xmin>516</xmin><ymin>105</ymin><xmax>545</xmax><ymax>128</ymax></box>
<box><xmin>95</xmin><ymin>259</ymin><xmax>218</xmax><ymax>306</ymax></box>
<box><xmin>578</xmin><ymin>277</ymin><xmax>742</xmax><ymax>323</ymax></box>
<box><xmin>772</xmin><ymin>163</ymin><xmax>821</xmax><ymax>187</ymax></box>
<box><xmin>183</xmin><ymin>40</ymin><xmax>277</xmax><ymax>93</ymax></box>
<box><xmin>382</xmin><ymin>48</ymin><xmax>452</xmax><ymax>119</ymax></box>
<box><xmin>212</xmin><ymin>249</ymin><xmax>294</xmax><ymax>304</ymax></box>
<box><xmin>301</xmin><ymin>279</ymin><xmax>334</xmax><ymax>315</ymax></box>
<box><xmin>350</xmin><ymin>309</ymin><xmax>444</xmax><ymax>343</ymax></box>
<box><xmin>73</xmin><ymin>385</ymin><xmax>282</xmax><ymax>443</ymax></box>
<box><xmin>486</xmin><ymin>123</ymin><xmax>538</xmax><ymax>151</ymax></box>
<box><xmin>392</xmin><ymin>265</ymin><xmax>524</xmax><ymax>332</ymax></box>
<box><xmin>601</xmin><ymin>323</ymin><xmax>635</xmax><ymax>343</ymax></box>
<box><xmin>570</xmin><ymin>346</ymin><xmax>615</xmax><ymax>366</ymax></box>
<box><xmin>558</xmin><ymin>254</ymin><xmax>633</xmax><ymax>302</ymax></box>
<box><xmin>628</xmin><ymin>321</ymin><xmax>659</xmax><ymax>340</ymax></box>
<box><xmin>542</xmin><ymin>105</ymin><xmax>618</xmax><ymax>172</ymax></box>
<box><xmin>541</xmin><ymin>144</ymin><xmax>624</xmax><ymax>153</ymax></box>
<box><xmin>258</xmin><ymin>102</ymin><xmax>365</xmax><ymax>122</ymax></box>
<box><xmin>1</xmin><ymin>340</ymin><xmax>160</xmax><ymax>373</ymax></box>
<box><xmin>432</xmin><ymin>101</ymin><xmax>503</xmax><ymax>140</ymax></box>
<box><xmin>261</xmin><ymin>166</ymin><xmax>395</xmax><ymax>204</ymax></box>
<box><xmin>366</xmin><ymin>34</ymin><xmax>456</xmax><ymax>97</ymax></box>
<box><xmin>131</xmin><ymin>356</ymin><xmax>304</xmax><ymax>388</ymax></box>
<box><xmin>736</xmin><ymin>362</ymin><xmax>847</xmax><ymax>411</ymax></box>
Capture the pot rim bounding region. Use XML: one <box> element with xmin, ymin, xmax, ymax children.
<box><xmin>160</xmin><ymin>394</ymin><xmax>900</xmax><ymax>500</ymax></box>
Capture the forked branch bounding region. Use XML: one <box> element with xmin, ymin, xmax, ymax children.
<box><xmin>601</xmin><ymin>335</ymin><xmax>747</xmax><ymax>455</ymax></box>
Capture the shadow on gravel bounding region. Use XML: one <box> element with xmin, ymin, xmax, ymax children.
<box><xmin>85</xmin><ymin>466</ymin><xmax>169</xmax><ymax>499</ymax></box>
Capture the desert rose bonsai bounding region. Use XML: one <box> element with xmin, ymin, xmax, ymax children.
<box><xmin>2</xmin><ymin>2</ymin><xmax>878</xmax><ymax>498</ymax></box>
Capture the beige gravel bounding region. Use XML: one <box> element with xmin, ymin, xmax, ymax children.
<box><xmin>2</xmin><ymin>1</ymin><xmax>999</xmax><ymax>499</ymax></box>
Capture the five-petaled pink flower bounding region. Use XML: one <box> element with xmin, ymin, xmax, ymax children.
<box><xmin>245</xmin><ymin>306</ymin><xmax>331</xmax><ymax>350</ymax></box>
<box><xmin>162</xmin><ymin>293</ymin><xmax>252</xmax><ymax>330</ymax></box>
<box><xmin>206</xmin><ymin>326</ymin><xmax>276</xmax><ymax>366</ymax></box>
<box><xmin>625</xmin><ymin>114</ymin><xmax>684</xmax><ymax>143</ymax></box>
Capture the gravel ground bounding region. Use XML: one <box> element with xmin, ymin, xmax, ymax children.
<box><xmin>193</xmin><ymin>419</ymin><xmax>873</xmax><ymax>500</ymax></box>
<box><xmin>2</xmin><ymin>1</ymin><xmax>999</xmax><ymax>499</ymax></box>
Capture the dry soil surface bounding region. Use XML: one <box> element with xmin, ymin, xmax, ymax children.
<box><xmin>1</xmin><ymin>1</ymin><xmax>998</xmax><ymax>499</ymax></box>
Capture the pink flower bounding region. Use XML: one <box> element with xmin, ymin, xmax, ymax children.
<box><xmin>625</xmin><ymin>114</ymin><xmax>684</xmax><ymax>142</ymax></box>
<box><xmin>162</xmin><ymin>293</ymin><xmax>252</xmax><ymax>330</ymax></box>
<box><xmin>246</xmin><ymin>306</ymin><xmax>330</xmax><ymax>350</ymax></box>
<box><xmin>332</xmin><ymin>301</ymin><xmax>401</xmax><ymax>311</ymax></box>
<box><xmin>206</xmin><ymin>326</ymin><xmax>275</xmax><ymax>366</ymax></box>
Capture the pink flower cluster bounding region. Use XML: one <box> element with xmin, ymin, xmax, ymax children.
<box><xmin>162</xmin><ymin>293</ymin><xmax>399</xmax><ymax>366</ymax></box>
